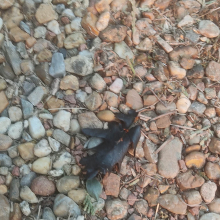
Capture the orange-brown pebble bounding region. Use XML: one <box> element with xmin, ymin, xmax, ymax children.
<box><xmin>185</xmin><ymin>145</ymin><xmax>201</xmax><ymax>154</ymax></box>
<box><xmin>185</xmin><ymin>151</ymin><xmax>206</xmax><ymax>169</ymax></box>
<box><xmin>142</xmin><ymin>12</ymin><xmax>155</xmax><ymax>20</ymax></box>
<box><xmin>26</xmin><ymin>37</ymin><xmax>37</xmax><ymax>48</ymax></box>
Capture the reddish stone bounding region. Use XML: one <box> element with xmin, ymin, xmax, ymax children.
<box><xmin>12</xmin><ymin>166</ymin><xmax>20</xmax><ymax>177</ymax></box>
<box><xmin>127</xmin><ymin>193</ymin><xmax>137</xmax><ymax>206</ymax></box>
<box><xmin>103</xmin><ymin>173</ymin><xmax>120</xmax><ymax>197</ymax></box>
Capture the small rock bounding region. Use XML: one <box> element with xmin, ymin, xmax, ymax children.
<box><xmin>209</xmin><ymin>137</ymin><xmax>220</xmax><ymax>154</ymax></box>
<box><xmin>18</xmin><ymin>142</ymin><xmax>34</xmax><ymax>161</ymax></box>
<box><xmin>200</xmin><ymin>181</ymin><xmax>217</xmax><ymax>203</ymax></box>
<box><xmin>168</xmin><ymin>61</ymin><xmax>186</xmax><ymax>79</ymax></box>
<box><xmin>176</xmin><ymin>170</ymin><xmax>205</xmax><ymax>190</ymax></box>
<box><xmin>136</xmin><ymin>38</ymin><xmax>152</xmax><ymax>51</ymax></box>
<box><xmin>0</xmin><ymin>0</ymin><xmax>13</xmax><ymax>9</ymax></box>
<box><xmin>32</xmin><ymin>157</ymin><xmax>52</xmax><ymax>174</ymax></box>
<box><xmin>9</xmin><ymin>178</ymin><xmax>20</xmax><ymax>202</ymax></box>
<box><xmin>35</xmin><ymin>4</ymin><xmax>58</xmax><ymax>24</ymax></box>
<box><xmin>90</xmin><ymin>73</ymin><xmax>106</xmax><ymax>91</ymax></box>
<box><xmin>188</xmin><ymin>101</ymin><xmax>206</xmax><ymax>115</ymax></box>
<box><xmin>198</xmin><ymin>20</ymin><xmax>220</xmax><ymax>38</ymax></box>
<box><xmin>176</xmin><ymin>93</ymin><xmax>191</xmax><ymax>113</ymax></box>
<box><xmin>78</xmin><ymin>112</ymin><xmax>103</xmax><ymax>129</ymax></box>
<box><xmin>0</xmin><ymin>194</ymin><xmax>10</xmax><ymax>219</ymax></box>
<box><xmin>52</xmin><ymin>129</ymin><xmax>70</xmax><ymax>146</ymax></box>
<box><xmin>103</xmin><ymin>173</ymin><xmax>120</xmax><ymax>197</ymax></box>
<box><xmin>0</xmin><ymin>154</ymin><xmax>12</xmax><ymax>167</ymax></box>
<box><xmin>185</xmin><ymin>151</ymin><xmax>206</xmax><ymax>169</ymax></box>
<box><xmin>159</xmin><ymin>194</ymin><xmax>187</xmax><ymax>215</ymax></box>
<box><xmin>136</xmin><ymin>18</ymin><xmax>156</xmax><ymax>36</ymax></box>
<box><xmin>65</xmin><ymin>55</ymin><xmax>93</xmax><ymax>76</ymax></box>
<box><xmin>155</xmin><ymin>102</ymin><xmax>176</xmax><ymax>114</ymax></box>
<box><xmin>10</xmin><ymin>202</ymin><xmax>22</xmax><ymax>220</ymax></box>
<box><xmin>8</xmin><ymin>122</ymin><xmax>23</xmax><ymax>140</ymax></box>
<box><xmin>53</xmin><ymin>151</ymin><xmax>72</xmax><ymax>169</ymax></box>
<box><xmin>183</xmin><ymin>190</ymin><xmax>202</xmax><ymax>205</ymax></box>
<box><xmin>29</xmin><ymin>116</ymin><xmax>45</xmax><ymax>139</ymax></box>
<box><xmin>85</xmin><ymin>92</ymin><xmax>102</xmax><ymax>111</ymax></box>
<box><xmin>104</xmin><ymin>91</ymin><xmax>119</xmax><ymax>108</ymax></box>
<box><xmin>20</xmin><ymin>201</ymin><xmax>31</xmax><ymax>216</ymax></box>
<box><xmin>27</xmin><ymin>86</ymin><xmax>45</xmax><ymax>106</ymax></box>
<box><xmin>156</xmin><ymin>116</ymin><xmax>171</xmax><ymax>129</ymax></box>
<box><xmin>60</xmin><ymin>75</ymin><xmax>79</xmax><ymax>91</ymax></box>
<box><xmin>134</xmin><ymin>200</ymin><xmax>148</xmax><ymax>216</ymax></box>
<box><xmin>68</xmin><ymin>189</ymin><xmax>87</xmax><ymax>204</ymax></box>
<box><xmin>144</xmin><ymin>187</ymin><xmax>159</xmax><ymax>207</ymax></box>
<box><xmin>53</xmin><ymin>110</ymin><xmax>71</xmax><ymax>132</ymax></box>
<box><xmin>34</xmin><ymin>139</ymin><xmax>51</xmax><ymax>157</ymax></box>
<box><xmin>70</xmin><ymin>119</ymin><xmax>81</xmax><ymax>134</ymax></box>
<box><xmin>109</xmin><ymin>78</ymin><xmax>123</xmax><ymax>94</ymax></box>
<box><xmin>0</xmin><ymin>91</ymin><xmax>9</xmax><ymax>114</ymax></box>
<box><xmin>20</xmin><ymin>186</ymin><xmax>38</xmax><ymax>203</ymax></box>
<box><xmin>178</xmin><ymin>15</ymin><xmax>194</xmax><ymax>27</ymax></box>
<box><xmin>20</xmin><ymin>172</ymin><xmax>37</xmax><ymax>187</ymax></box>
<box><xmin>100</xmin><ymin>25</ymin><xmax>127</xmax><ymax>43</ymax></box>
<box><xmin>97</xmin><ymin>110</ymin><xmax>115</xmax><ymax>122</ymax></box>
<box><xmin>8</xmin><ymin>107</ymin><xmax>22</xmax><ymax>122</ymax></box>
<box><xmin>34</xmin><ymin>26</ymin><xmax>47</xmax><ymax>38</ymax></box>
<box><xmin>9</xmin><ymin>26</ymin><xmax>30</xmax><ymax>43</ymax></box>
<box><xmin>71</xmin><ymin>17</ymin><xmax>82</xmax><ymax>31</ymax></box>
<box><xmin>208</xmin><ymin>198</ymin><xmax>220</xmax><ymax>214</ymax></box>
<box><xmin>0</xmin><ymin>133</ymin><xmax>12</xmax><ymax>151</ymax></box>
<box><xmin>53</xmin><ymin>194</ymin><xmax>81</xmax><ymax>218</ymax></box>
<box><xmin>31</xmin><ymin>176</ymin><xmax>55</xmax><ymax>196</ymax></box>
<box><xmin>64</xmin><ymin>33</ymin><xmax>86</xmax><ymax>49</ymax></box>
<box><xmin>200</xmin><ymin>213</ymin><xmax>220</xmax><ymax>220</ymax></box>
<box><xmin>96</xmin><ymin>11</ymin><xmax>110</xmax><ymax>31</ymax></box>
<box><xmin>206</xmin><ymin>61</ymin><xmax>220</xmax><ymax>82</ymax></box>
<box><xmin>56</xmin><ymin>176</ymin><xmax>80</xmax><ymax>194</ymax></box>
<box><xmin>143</xmin><ymin>139</ymin><xmax>158</xmax><ymax>163</ymax></box>
<box><xmin>47</xmin><ymin>20</ymin><xmax>61</xmax><ymax>35</ymax></box>
<box><xmin>114</xmin><ymin>41</ymin><xmax>134</xmax><ymax>60</ymax></box>
<box><xmin>72</xmin><ymin>165</ymin><xmax>81</xmax><ymax>176</ymax></box>
<box><xmin>205</xmin><ymin>162</ymin><xmax>220</xmax><ymax>180</ymax></box>
<box><xmin>42</xmin><ymin>207</ymin><xmax>56</xmax><ymax>220</ymax></box>
<box><xmin>49</xmin><ymin>52</ymin><xmax>66</xmax><ymax>78</ymax></box>
<box><xmin>105</xmin><ymin>199</ymin><xmax>129</xmax><ymax>220</ymax></box>
<box><xmin>0</xmin><ymin>79</ymin><xmax>7</xmax><ymax>91</ymax></box>
<box><xmin>48</xmin><ymin>137</ymin><xmax>60</xmax><ymax>152</ymax></box>
<box><xmin>126</xmin><ymin>89</ymin><xmax>143</xmax><ymax>110</ymax></box>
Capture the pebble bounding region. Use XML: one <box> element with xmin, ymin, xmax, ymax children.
<box><xmin>64</xmin><ymin>33</ymin><xmax>86</xmax><ymax>49</ymax></box>
<box><xmin>209</xmin><ymin>137</ymin><xmax>220</xmax><ymax>154</ymax></box>
<box><xmin>34</xmin><ymin>139</ymin><xmax>51</xmax><ymax>157</ymax></box>
<box><xmin>103</xmin><ymin>173</ymin><xmax>120</xmax><ymax>197</ymax></box>
<box><xmin>49</xmin><ymin>52</ymin><xmax>66</xmax><ymax>78</ymax></box>
<box><xmin>76</xmin><ymin>90</ymin><xmax>87</xmax><ymax>102</ymax></box>
<box><xmin>9</xmin><ymin>178</ymin><xmax>20</xmax><ymax>202</ymax></box>
<box><xmin>109</xmin><ymin>78</ymin><xmax>123</xmax><ymax>94</ymax></box>
<box><xmin>105</xmin><ymin>199</ymin><xmax>129</xmax><ymax>220</ymax></box>
<box><xmin>60</xmin><ymin>75</ymin><xmax>79</xmax><ymax>91</ymax></box>
<box><xmin>20</xmin><ymin>172</ymin><xmax>37</xmax><ymax>187</ymax></box>
<box><xmin>159</xmin><ymin>194</ymin><xmax>187</xmax><ymax>215</ymax></box>
<box><xmin>71</xmin><ymin>17</ymin><xmax>82</xmax><ymax>31</ymax></box>
<box><xmin>31</xmin><ymin>176</ymin><xmax>55</xmax><ymax>196</ymax></box>
<box><xmin>68</xmin><ymin>189</ymin><xmax>86</xmax><ymax>205</ymax></box>
<box><xmin>53</xmin><ymin>110</ymin><xmax>71</xmax><ymax>132</ymax></box>
<box><xmin>0</xmin><ymin>91</ymin><xmax>9</xmax><ymax>114</ymax></box>
<box><xmin>20</xmin><ymin>186</ymin><xmax>38</xmax><ymax>203</ymax></box>
<box><xmin>0</xmin><ymin>195</ymin><xmax>10</xmax><ymax>220</ymax></box>
<box><xmin>158</xmin><ymin>137</ymin><xmax>182</xmax><ymax>178</ymax></box>
<box><xmin>200</xmin><ymin>181</ymin><xmax>217</xmax><ymax>203</ymax></box>
<box><xmin>136</xmin><ymin>37</ymin><xmax>152</xmax><ymax>51</ymax></box>
<box><xmin>183</xmin><ymin>190</ymin><xmax>202</xmax><ymax>205</ymax></box>
<box><xmin>20</xmin><ymin>201</ymin><xmax>31</xmax><ymax>216</ymax></box>
<box><xmin>205</xmin><ymin>162</ymin><xmax>220</xmax><ymax>180</ymax></box>
<box><xmin>48</xmin><ymin>137</ymin><xmax>60</xmax><ymax>152</ymax></box>
<box><xmin>43</xmin><ymin>207</ymin><xmax>56</xmax><ymax>220</ymax></box>
<box><xmin>96</xmin><ymin>11</ymin><xmax>110</xmax><ymax>31</ymax></box>
<box><xmin>53</xmin><ymin>151</ymin><xmax>72</xmax><ymax>169</ymax></box>
<box><xmin>28</xmin><ymin>116</ymin><xmax>45</xmax><ymax>139</ymax></box>
<box><xmin>35</xmin><ymin>3</ymin><xmax>58</xmax><ymax>24</ymax></box>
<box><xmin>185</xmin><ymin>151</ymin><xmax>206</xmax><ymax>169</ymax></box>
<box><xmin>97</xmin><ymin>110</ymin><xmax>115</xmax><ymax>122</ymax></box>
<box><xmin>176</xmin><ymin>93</ymin><xmax>191</xmax><ymax>113</ymax></box>
<box><xmin>53</xmin><ymin>194</ymin><xmax>81</xmax><ymax>218</ymax></box>
<box><xmin>8</xmin><ymin>107</ymin><xmax>22</xmax><ymax>122</ymax></box>
<box><xmin>178</xmin><ymin>15</ymin><xmax>194</xmax><ymax>27</ymax></box>
<box><xmin>65</xmin><ymin>55</ymin><xmax>93</xmax><ymax>76</ymax></box>
<box><xmin>168</xmin><ymin>61</ymin><xmax>186</xmax><ymax>79</ymax></box>
<box><xmin>104</xmin><ymin>91</ymin><xmax>119</xmax><ymax>108</ymax></box>
<box><xmin>18</xmin><ymin>142</ymin><xmax>35</xmax><ymax>161</ymax></box>
<box><xmin>52</xmin><ymin>129</ymin><xmax>70</xmax><ymax>146</ymax></box>
<box><xmin>8</xmin><ymin>121</ymin><xmax>23</xmax><ymax>140</ymax></box>
<box><xmin>47</xmin><ymin>20</ymin><xmax>61</xmax><ymax>35</ymax></box>
<box><xmin>143</xmin><ymin>139</ymin><xmax>158</xmax><ymax>163</ymax></box>
<box><xmin>198</xmin><ymin>20</ymin><xmax>220</xmax><ymax>38</ymax></box>
<box><xmin>70</xmin><ymin>119</ymin><xmax>81</xmax><ymax>134</ymax></box>
<box><xmin>134</xmin><ymin>200</ymin><xmax>148</xmax><ymax>216</ymax></box>
<box><xmin>90</xmin><ymin>73</ymin><xmax>106</xmax><ymax>91</ymax></box>
<box><xmin>34</xmin><ymin>26</ymin><xmax>47</xmax><ymax>38</ymax></box>
<box><xmin>0</xmin><ymin>79</ymin><xmax>7</xmax><ymax>90</ymax></box>
<box><xmin>188</xmin><ymin>101</ymin><xmax>206</xmax><ymax>115</ymax></box>
<box><xmin>0</xmin><ymin>133</ymin><xmax>12</xmax><ymax>151</ymax></box>
<box><xmin>176</xmin><ymin>170</ymin><xmax>205</xmax><ymax>190</ymax></box>
<box><xmin>56</xmin><ymin>176</ymin><xmax>80</xmax><ymax>194</ymax></box>
<box><xmin>144</xmin><ymin>187</ymin><xmax>159</xmax><ymax>207</ymax></box>
<box><xmin>206</xmin><ymin>61</ymin><xmax>220</xmax><ymax>82</ymax></box>
<box><xmin>126</xmin><ymin>89</ymin><xmax>143</xmax><ymax>110</ymax></box>
<box><xmin>0</xmin><ymin>154</ymin><xmax>11</xmax><ymax>168</ymax></box>
<box><xmin>200</xmin><ymin>213</ymin><xmax>220</xmax><ymax>220</ymax></box>
<box><xmin>32</xmin><ymin>157</ymin><xmax>52</xmax><ymax>174</ymax></box>
<box><xmin>208</xmin><ymin>198</ymin><xmax>220</xmax><ymax>214</ymax></box>
<box><xmin>114</xmin><ymin>41</ymin><xmax>134</xmax><ymax>60</ymax></box>
<box><xmin>27</xmin><ymin>86</ymin><xmax>45</xmax><ymax>106</ymax></box>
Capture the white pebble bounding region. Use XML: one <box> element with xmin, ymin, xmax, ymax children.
<box><xmin>109</xmin><ymin>78</ymin><xmax>123</xmax><ymax>94</ymax></box>
<box><xmin>34</xmin><ymin>139</ymin><xmax>51</xmax><ymax>157</ymax></box>
<box><xmin>53</xmin><ymin>110</ymin><xmax>71</xmax><ymax>132</ymax></box>
<box><xmin>8</xmin><ymin>122</ymin><xmax>23</xmax><ymax>139</ymax></box>
<box><xmin>28</xmin><ymin>116</ymin><xmax>45</xmax><ymax>139</ymax></box>
<box><xmin>8</xmin><ymin>106</ymin><xmax>22</xmax><ymax>122</ymax></box>
<box><xmin>48</xmin><ymin>137</ymin><xmax>60</xmax><ymax>152</ymax></box>
<box><xmin>20</xmin><ymin>201</ymin><xmax>31</xmax><ymax>216</ymax></box>
<box><xmin>47</xmin><ymin>20</ymin><xmax>61</xmax><ymax>35</ymax></box>
<box><xmin>0</xmin><ymin>117</ymin><xmax>11</xmax><ymax>134</ymax></box>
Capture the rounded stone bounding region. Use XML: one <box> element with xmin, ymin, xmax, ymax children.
<box><xmin>32</xmin><ymin>157</ymin><xmax>52</xmax><ymax>174</ymax></box>
<box><xmin>198</xmin><ymin>20</ymin><xmax>220</xmax><ymax>38</ymax></box>
<box><xmin>8</xmin><ymin>106</ymin><xmax>22</xmax><ymax>122</ymax></box>
<box><xmin>0</xmin><ymin>117</ymin><xmax>11</xmax><ymax>134</ymax></box>
<box><xmin>34</xmin><ymin>139</ymin><xmax>52</xmax><ymax>157</ymax></box>
<box><xmin>56</xmin><ymin>176</ymin><xmax>80</xmax><ymax>194</ymax></box>
<box><xmin>200</xmin><ymin>181</ymin><xmax>217</xmax><ymax>203</ymax></box>
<box><xmin>97</xmin><ymin>110</ymin><xmax>115</xmax><ymax>122</ymax></box>
<box><xmin>7</xmin><ymin>121</ymin><xmax>23</xmax><ymax>140</ymax></box>
<box><xmin>185</xmin><ymin>151</ymin><xmax>206</xmax><ymax>169</ymax></box>
<box><xmin>68</xmin><ymin>189</ymin><xmax>87</xmax><ymax>204</ymax></box>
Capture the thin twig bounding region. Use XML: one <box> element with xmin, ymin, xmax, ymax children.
<box><xmin>155</xmin><ymin>203</ymin><xmax>160</xmax><ymax>220</ymax></box>
<box><xmin>189</xmin><ymin>126</ymin><xmax>211</xmax><ymax>139</ymax></box>
<box><xmin>171</xmin><ymin>124</ymin><xmax>196</xmax><ymax>130</ymax></box>
<box><xmin>151</xmin><ymin>111</ymin><xmax>177</xmax><ymax>121</ymax></box>
<box><xmin>37</xmin><ymin>205</ymin><xmax>41</xmax><ymax>220</ymax></box>
<box><xmin>149</xmin><ymin>88</ymin><xmax>167</xmax><ymax>107</ymax></box>
<box><xmin>126</xmin><ymin>56</ymin><xmax>136</xmax><ymax>77</ymax></box>
<box><xmin>141</xmin><ymin>130</ymin><xmax>149</xmax><ymax>139</ymax></box>
<box><xmin>48</xmin><ymin>107</ymin><xmax>86</xmax><ymax>111</ymax></box>
<box><xmin>154</xmin><ymin>135</ymin><xmax>174</xmax><ymax>154</ymax></box>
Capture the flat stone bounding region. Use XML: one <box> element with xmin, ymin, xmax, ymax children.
<box><xmin>90</xmin><ymin>73</ymin><xmax>106</xmax><ymax>91</ymax></box>
<box><xmin>52</xmin><ymin>129</ymin><xmax>70</xmax><ymax>147</ymax></box>
<box><xmin>18</xmin><ymin>142</ymin><xmax>35</xmax><ymax>161</ymax></box>
<box><xmin>8</xmin><ymin>107</ymin><xmax>22</xmax><ymax>122</ymax></box>
<box><xmin>32</xmin><ymin>157</ymin><xmax>52</xmax><ymax>174</ymax></box>
<box><xmin>20</xmin><ymin>186</ymin><xmax>38</xmax><ymax>203</ymax></box>
<box><xmin>168</xmin><ymin>61</ymin><xmax>186</xmax><ymax>79</ymax></box>
<box><xmin>46</xmin><ymin>96</ymin><xmax>65</xmax><ymax>113</ymax></box>
<box><xmin>21</xmin><ymin>99</ymin><xmax>33</xmax><ymax>120</ymax></box>
<box><xmin>60</xmin><ymin>75</ymin><xmax>79</xmax><ymax>91</ymax></box>
<box><xmin>208</xmin><ymin>199</ymin><xmax>220</xmax><ymax>214</ymax></box>
<box><xmin>176</xmin><ymin>170</ymin><xmax>205</xmax><ymax>190</ymax></box>
<box><xmin>64</xmin><ymin>33</ymin><xmax>86</xmax><ymax>49</ymax></box>
<box><xmin>185</xmin><ymin>151</ymin><xmax>206</xmax><ymax>169</ymax></box>
<box><xmin>20</xmin><ymin>201</ymin><xmax>31</xmax><ymax>216</ymax></box>
<box><xmin>68</xmin><ymin>189</ymin><xmax>87</xmax><ymax>205</ymax></box>
<box><xmin>78</xmin><ymin>112</ymin><xmax>103</xmax><ymax>129</ymax></box>
<box><xmin>70</xmin><ymin>119</ymin><xmax>81</xmax><ymax>134</ymax></box>
<box><xmin>27</xmin><ymin>86</ymin><xmax>45</xmax><ymax>106</ymax></box>
<box><xmin>0</xmin><ymin>154</ymin><xmax>12</xmax><ymax>167</ymax></box>
<box><xmin>53</xmin><ymin>151</ymin><xmax>72</xmax><ymax>170</ymax></box>
<box><xmin>126</xmin><ymin>89</ymin><xmax>143</xmax><ymax>110</ymax></box>
<box><xmin>0</xmin><ymin>195</ymin><xmax>10</xmax><ymax>220</ymax></box>
<box><xmin>188</xmin><ymin>101</ymin><xmax>206</xmax><ymax>115</ymax></box>
<box><xmin>48</xmin><ymin>137</ymin><xmax>60</xmax><ymax>152</ymax></box>
<box><xmin>109</xmin><ymin>78</ymin><xmax>123</xmax><ymax>94</ymax></box>
<box><xmin>200</xmin><ymin>213</ymin><xmax>220</xmax><ymax>220</ymax></box>
<box><xmin>56</xmin><ymin>176</ymin><xmax>80</xmax><ymax>194</ymax></box>
<box><xmin>103</xmin><ymin>173</ymin><xmax>120</xmax><ymax>197</ymax></box>
<box><xmin>200</xmin><ymin>181</ymin><xmax>217</xmax><ymax>203</ymax></box>
<box><xmin>198</xmin><ymin>20</ymin><xmax>220</xmax><ymax>38</ymax></box>
<box><xmin>35</xmin><ymin>63</ymin><xmax>53</xmax><ymax>86</ymax></box>
<box><xmin>114</xmin><ymin>41</ymin><xmax>134</xmax><ymax>60</ymax></box>
<box><xmin>53</xmin><ymin>194</ymin><xmax>81</xmax><ymax>218</ymax></box>
<box><xmin>0</xmin><ymin>91</ymin><xmax>9</xmax><ymax>114</ymax></box>
<box><xmin>29</xmin><ymin>116</ymin><xmax>45</xmax><ymax>139</ymax></box>
<box><xmin>155</xmin><ymin>102</ymin><xmax>176</xmax><ymax>114</ymax></box>
<box><xmin>85</xmin><ymin>91</ymin><xmax>102</xmax><ymax>111</ymax></box>
<box><xmin>34</xmin><ymin>139</ymin><xmax>51</xmax><ymax>157</ymax></box>
<box><xmin>8</xmin><ymin>121</ymin><xmax>23</xmax><ymax>140</ymax></box>
<box><xmin>183</xmin><ymin>190</ymin><xmax>202</xmax><ymax>205</ymax></box>
<box><xmin>65</xmin><ymin>55</ymin><xmax>93</xmax><ymax>76</ymax></box>
<box><xmin>53</xmin><ymin>110</ymin><xmax>71</xmax><ymax>132</ymax></box>
<box><xmin>144</xmin><ymin>187</ymin><xmax>159</xmax><ymax>207</ymax></box>
<box><xmin>205</xmin><ymin>162</ymin><xmax>220</xmax><ymax>180</ymax></box>
<box><xmin>0</xmin><ymin>134</ymin><xmax>12</xmax><ymax>151</ymax></box>
<box><xmin>42</xmin><ymin>207</ymin><xmax>56</xmax><ymax>220</ymax></box>
<box><xmin>159</xmin><ymin>194</ymin><xmax>187</xmax><ymax>215</ymax></box>
<box><xmin>35</xmin><ymin>4</ymin><xmax>58</xmax><ymax>24</ymax></box>
<box><xmin>20</xmin><ymin>172</ymin><xmax>37</xmax><ymax>187</ymax></box>
<box><xmin>9</xmin><ymin>178</ymin><xmax>20</xmax><ymax>202</ymax></box>
<box><xmin>143</xmin><ymin>139</ymin><xmax>158</xmax><ymax>163</ymax></box>
<box><xmin>104</xmin><ymin>91</ymin><xmax>118</xmax><ymax>108</ymax></box>
<box><xmin>206</xmin><ymin>61</ymin><xmax>220</xmax><ymax>82</ymax></box>
<box><xmin>9</xmin><ymin>26</ymin><xmax>30</xmax><ymax>43</ymax></box>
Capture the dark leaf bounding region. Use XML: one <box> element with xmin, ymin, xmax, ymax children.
<box><xmin>86</xmin><ymin>178</ymin><xmax>102</xmax><ymax>201</ymax></box>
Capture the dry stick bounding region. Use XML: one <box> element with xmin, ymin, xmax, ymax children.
<box><xmin>48</xmin><ymin>107</ymin><xmax>86</xmax><ymax>111</ymax></box>
<box><xmin>155</xmin><ymin>203</ymin><xmax>160</xmax><ymax>220</ymax></box>
<box><xmin>150</xmin><ymin>111</ymin><xmax>177</xmax><ymax>121</ymax></box>
<box><xmin>37</xmin><ymin>205</ymin><xmax>41</xmax><ymax>220</ymax></box>
<box><xmin>149</xmin><ymin>88</ymin><xmax>167</xmax><ymax>107</ymax></box>
<box><xmin>171</xmin><ymin>124</ymin><xmax>196</xmax><ymax>131</ymax></box>
<box><xmin>154</xmin><ymin>135</ymin><xmax>174</xmax><ymax>154</ymax></box>
<box><xmin>141</xmin><ymin>130</ymin><xmax>149</xmax><ymax>139</ymax></box>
